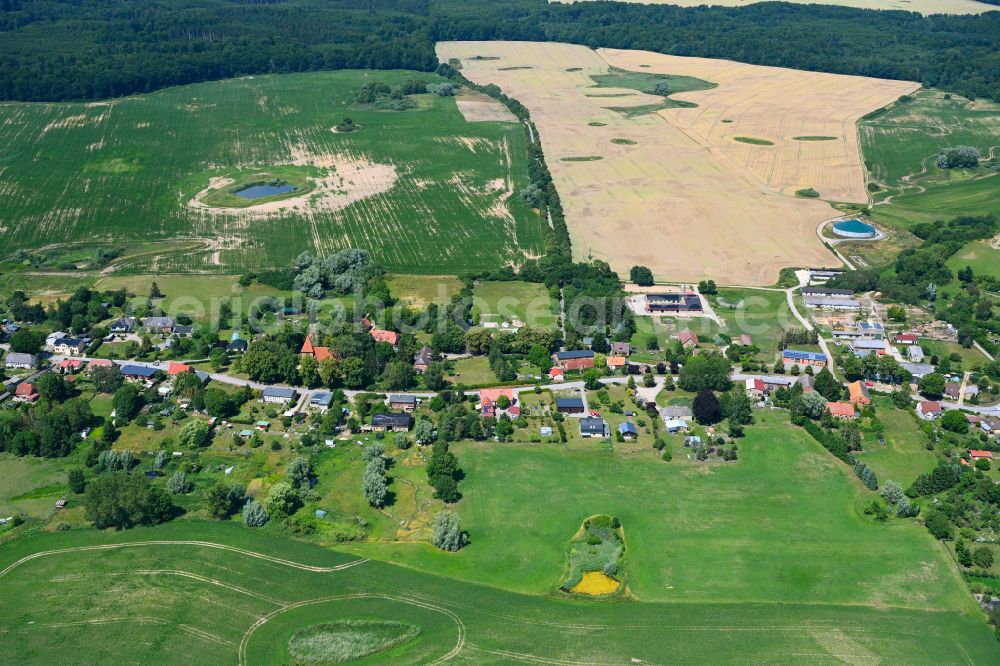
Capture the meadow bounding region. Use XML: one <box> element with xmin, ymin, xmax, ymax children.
<box><xmin>856</xmin><ymin>397</ymin><xmax>937</xmax><ymax>489</ymax></box>
<box><xmin>2</xmin><ymin>520</ymin><xmax>998</xmax><ymax>665</ymax></box>
<box><xmin>346</xmin><ymin>412</ymin><xmax>973</xmax><ymax>611</ymax></box>
<box><xmin>860</xmin><ymin>90</ymin><xmax>1000</xmax><ymax>229</ymax></box>
<box><xmin>0</xmin><ymin>70</ymin><xmax>543</xmax><ymax>275</ymax></box>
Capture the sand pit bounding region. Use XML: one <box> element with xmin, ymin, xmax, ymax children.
<box><xmin>187</xmin><ymin>149</ymin><xmax>397</xmax><ymax>218</ymax></box>
<box><xmin>550</xmin><ymin>0</ymin><xmax>997</xmax><ymax>16</ymax></box>
<box><xmin>437</xmin><ymin>41</ymin><xmax>851</xmax><ymax>285</ymax></box>
<box><xmin>599</xmin><ymin>48</ymin><xmax>920</xmax><ymax>203</ymax></box>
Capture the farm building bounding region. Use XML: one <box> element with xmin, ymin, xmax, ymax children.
<box><xmin>646</xmin><ymin>292</ymin><xmax>702</xmax><ymax>314</ymax></box>
<box><xmin>413</xmin><ymin>346</ymin><xmax>433</xmax><ymax>373</ymax></box>
<box><xmin>762</xmin><ymin>376</ymin><xmax>798</xmax><ymax>392</ymax></box>
<box><xmin>798</xmin><ymin>374</ymin><xmax>815</xmax><ymax>393</ymax></box>
<box><xmin>848</xmin><ymin>381</ymin><xmax>871</xmax><ymax>405</ymax></box>
<box><xmin>261</xmin><ymin>386</ymin><xmax>296</xmax><ymax>405</ymax></box>
<box><xmin>678</xmin><ymin>329</ymin><xmax>699</xmax><ymax>348</ymax></box>
<box><xmin>804</xmin><ymin>296</ymin><xmax>861</xmax><ymax>311</ymax></box>
<box><xmin>552</xmin><ymin>350</ymin><xmax>595</xmax><ymax>371</ymax></box>
<box><xmin>907</xmin><ymin>346</ymin><xmax>925</xmax><ymax>362</ymax></box>
<box><xmin>917</xmin><ymin>401</ymin><xmax>942</xmax><ymax>420</ymax></box>
<box><xmin>801</xmin><ymin>286</ymin><xmax>854</xmax><ymax>298</ymax></box>
<box><xmin>827</xmin><ymin>402</ymin><xmax>856</xmax><ymax>419</ymax></box>
<box><xmin>556</xmin><ymin>397</ymin><xmax>585</xmax><ymax>414</ymax></box>
<box><xmin>45</xmin><ymin>331</ymin><xmax>66</xmax><ymax>348</ymax></box>
<box><xmin>5</xmin><ymin>352</ymin><xmax>36</xmax><ymax>369</ymax></box>
<box><xmin>783</xmin><ymin>350</ymin><xmax>826</xmax><ymax>367</ymax></box>
<box><xmin>618</xmin><ymin>422</ymin><xmax>638</xmax><ymax>440</ymax></box>
<box><xmin>371</xmin><ymin>412</ymin><xmax>412</xmax><ymax>432</ymax></box>
<box><xmin>807</xmin><ymin>268</ymin><xmax>844</xmax><ymax>283</ymax></box>
<box><xmin>389</xmin><ymin>394</ymin><xmax>418</xmax><ymax>412</ymax></box>
<box><xmin>850</xmin><ymin>339</ymin><xmax>888</xmax><ymax>356</ymax></box>
<box><xmin>580</xmin><ymin>417</ymin><xmax>609</xmax><ymax>438</ymax></box>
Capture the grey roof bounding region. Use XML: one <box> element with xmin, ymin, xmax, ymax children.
<box><xmin>121</xmin><ymin>364</ymin><xmax>157</xmax><ymax>377</ymax></box>
<box><xmin>761</xmin><ymin>375</ymin><xmax>797</xmax><ymax>386</ymax></box>
<box><xmin>801</xmin><ymin>287</ymin><xmax>854</xmax><ymax>296</ymax></box>
<box><xmin>804</xmin><ymin>297</ymin><xmax>861</xmax><ymax>309</ymax></box>
<box><xmin>262</xmin><ymin>386</ymin><xmax>296</xmax><ymax>399</ymax></box>
<box><xmin>851</xmin><ymin>339</ymin><xmax>886</xmax><ymax>350</ymax></box>
<box><xmin>195</xmin><ymin>371</ymin><xmax>210</xmax><ymax>384</ymax></box>
<box><xmin>580</xmin><ymin>417</ymin><xmax>608</xmax><ymax>435</ymax></box>
<box><xmin>228</xmin><ymin>338</ymin><xmax>248</xmax><ymax>351</ymax></box>
<box><xmin>311</xmin><ymin>392</ymin><xmax>333</xmax><ymax>406</ymax></box>
<box><xmin>556</xmin><ymin>397</ymin><xmax>585</xmax><ymax>409</ymax></box>
<box><xmin>555</xmin><ymin>350</ymin><xmax>595</xmax><ymax>360</ymax></box>
<box><xmin>144</xmin><ymin>317</ymin><xmax>174</xmax><ymax>327</ymax></box>
<box><xmin>901</xmin><ymin>362</ymin><xmax>935</xmax><ymax>377</ymax></box>
<box><xmin>389</xmin><ymin>394</ymin><xmax>417</xmax><ymax>404</ymax></box>
<box><xmin>5</xmin><ymin>352</ymin><xmax>35</xmax><ymax>365</ymax></box>
<box><xmin>173</xmin><ymin>325</ymin><xmax>194</xmax><ymax>335</ymax></box>
<box><xmin>372</xmin><ymin>412</ymin><xmax>412</xmax><ymax>428</ymax></box>
<box><xmin>618</xmin><ymin>421</ymin><xmax>638</xmax><ymax>435</ymax></box>
<box><xmin>661</xmin><ymin>406</ymin><xmax>693</xmax><ymax>419</ymax></box>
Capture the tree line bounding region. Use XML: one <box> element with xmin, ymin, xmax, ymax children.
<box><xmin>3</xmin><ymin>1</ymin><xmax>1000</xmax><ymax>102</ymax></box>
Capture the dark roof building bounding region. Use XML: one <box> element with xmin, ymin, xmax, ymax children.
<box><xmin>646</xmin><ymin>293</ymin><xmax>702</xmax><ymax>313</ymax></box>
<box><xmin>556</xmin><ymin>397</ymin><xmax>585</xmax><ymax>413</ymax></box>
<box><xmin>372</xmin><ymin>412</ymin><xmax>412</xmax><ymax>431</ymax></box>
<box><xmin>580</xmin><ymin>417</ymin><xmax>609</xmax><ymax>438</ymax></box>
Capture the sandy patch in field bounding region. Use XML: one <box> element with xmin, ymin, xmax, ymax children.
<box><xmin>437</xmin><ymin>41</ymin><xmax>842</xmax><ymax>285</ymax></box>
<box><xmin>570</xmin><ymin>571</ymin><xmax>620</xmax><ymax>595</ymax></box>
<box><xmin>186</xmin><ymin>148</ymin><xmax>398</xmax><ymax>219</ymax></box>
<box><xmin>599</xmin><ymin>48</ymin><xmax>920</xmax><ymax>203</ymax></box>
<box><xmin>550</xmin><ymin>0</ymin><xmax>996</xmax><ymax>16</ymax></box>
<box><xmin>455</xmin><ymin>99</ymin><xmax>518</xmax><ymax>123</ymax></box>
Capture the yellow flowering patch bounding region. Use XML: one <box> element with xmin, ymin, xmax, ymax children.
<box><xmin>570</xmin><ymin>571</ymin><xmax>620</xmax><ymax>596</ymax></box>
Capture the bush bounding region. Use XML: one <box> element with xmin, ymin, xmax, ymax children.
<box><xmin>84</xmin><ymin>472</ymin><xmax>173</xmax><ymax>530</ymax></box>
<box><xmin>936</xmin><ymin>145</ymin><xmax>981</xmax><ymax>169</ymax></box>
<box><xmin>242</xmin><ymin>499</ymin><xmax>269</xmax><ymax>527</ymax></box>
<box><xmin>432</xmin><ymin>511</ymin><xmax>465</xmax><ymax>551</ymax></box>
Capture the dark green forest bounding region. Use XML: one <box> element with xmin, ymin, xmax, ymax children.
<box><xmin>1</xmin><ymin>0</ymin><xmax>1000</xmax><ymax>102</ymax></box>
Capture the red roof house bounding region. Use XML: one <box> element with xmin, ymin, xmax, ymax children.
<box><xmin>917</xmin><ymin>401</ymin><xmax>942</xmax><ymax>420</ymax></box>
<box><xmin>370</xmin><ymin>328</ymin><xmax>400</xmax><ymax>346</ymax></box>
<box><xmin>826</xmin><ymin>401</ymin><xmax>856</xmax><ymax>419</ymax></box>
<box><xmin>301</xmin><ymin>335</ymin><xmax>337</xmax><ymax>363</ymax></box>
<box><xmin>167</xmin><ymin>362</ymin><xmax>192</xmax><ymax>375</ymax></box>
<box><xmin>88</xmin><ymin>358</ymin><xmax>114</xmax><ymax>371</ymax></box>
<box><xmin>894</xmin><ymin>334</ymin><xmax>918</xmax><ymax>346</ymax></box>
<box><xmin>969</xmin><ymin>449</ymin><xmax>994</xmax><ymax>461</ymax></box>
<box><xmin>678</xmin><ymin>329</ymin><xmax>699</xmax><ymax>348</ymax></box>
<box><xmin>59</xmin><ymin>359</ymin><xmax>85</xmax><ymax>373</ymax></box>
<box><xmin>14</xmin><ymin>382</ymin><xmax>40</xmax><ymax>403</ymax></box>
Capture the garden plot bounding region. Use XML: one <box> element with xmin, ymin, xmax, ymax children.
<box><xmin>437</xmin><ymin>41</ymin><xmax>839</xmax><ymax>286</ymax></box>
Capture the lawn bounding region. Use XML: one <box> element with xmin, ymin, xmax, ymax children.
<box><xmin>712</xmin><ymin>287</ymin><xmax>798</xmax><ymax>359</ymax></box>
<box><xmin>385</xmin><ymin>274</ymin><xmax>462</xmax><ymax>308</ymax></box>
<box><xmin>347</xmin><ymin>411</ymin><xmax>973</xmax><ymax>613</ymax></box>
<box><xmin>947</xmin><ymin>240</ymin><xmax>1000</xmax><ymax>282</ymax></box>
<box><xmin>0</xmin><ymin>70</ymin><xmax>543</xmax><ymax>274</ymax></box>
<box><xmin>471</xmin><ymin>280</ymin><xmax>557</xmax><ymax>329</ymax></box>
<box><xmin>860</xmin><ymin>90</ymin><xmax>1000</xmax><ymax>229</ymax></box>
<box><xmin>855</xmin><ymin>397</ymin><xmax>937</xmax><ymax>488</ymax></box>
<box><xmin>94</xmin><ymin>274</ymin><xmax>289</xmax><ymax>321</ymax></box>
<box><xmin>1</xmin><ymin>520</ymin><xmax>997</xmax><ymax>664</ymax></box>
<box><xmin>446</xmin><ymin>356</ymin><xmax>496</xmax><ymax>385</ymax></box>
<box><xmin>0</xmin><ymin>455</ymin><xmax>68</xmax><ymax>520</ymax></box>
<box><xmin>919</xmin><ymin>338</ymin><xmax>990</xmax><ymax>369</ymax></box>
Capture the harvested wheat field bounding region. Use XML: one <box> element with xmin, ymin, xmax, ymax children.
<box><xmin>599</xmin><ymin>48</ymin><xmax>920</xmax><ymax>203</ymax></box>
<box><xmin>551</xmin><ymin>0</ymin><xmax>997</xmax><ymax>16</ymax></box>
<box><xmin>438</xmin><ymin>41</ymin><xmax>848</xmax><ymax>285</ymax></box>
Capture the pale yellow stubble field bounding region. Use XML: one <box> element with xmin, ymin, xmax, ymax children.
<box><xmin>599</xmin><ymin>48</ymin><xmax>920</xmax><ymax>203</ymax></box>
<box><xmin>438</xmin><ymin>41</ymin><xmax>845</xmax><ymax>285</ymax></box>
<box><xmin>551</xmin><ymin>0</ymin><xmax>996</xmax><ymax>17</ymax></box>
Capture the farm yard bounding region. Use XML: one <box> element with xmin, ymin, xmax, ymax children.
<box><xmin>549</xmin><ymin>0</ymin><xmax>998</xmax><ymax>15</ymax></box>
<box><xmin>3</xmin><ymin>521</ymin><xmax>997</xmax><ymax>665</ymax></box>
<box><xmin>860</xmin><ymin>90</ymin><xmax>1000</xmax><ymax>229</ymax></box>
<box><xmin>0</xmin><ymin>70</ymin><xmax>543</xmax><ymax>275</ymax></box>
<box><xmin>437</xmin><ymin>41</ymin><xmax>889</xmax><ymax>285</ymax></box>
<box><xmin>599</xmin><ymin>48</ymin><xmax>919</xmax><ymax>204</ymax></box>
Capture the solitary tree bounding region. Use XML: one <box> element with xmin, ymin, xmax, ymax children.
<box><xmin>68</xmin><ymin>468</ymin><xmax>86</xmax><ymax>494</ymax></box>
<box><xmin>242</xmin><ymin>499</ymin><xmax>269</xmax><ymax>527</ymax></box>
<box><xmin>432</xmin><ymin>511</ymin><xmax>466</xmax><ymax>551</ymax></box>
<box><xmin>166</xmin><ymin>470</ymin><xmax>192</xmax><ymax>495</ymax></box>
<box><xmin>149</xmin><ymin>281</ymin><xmax>163</xmax><ymax>298</ymax></box>
<box><xmin>178</xmin><ymin>419</ymin><xmax>212</xmax><ymax>448</ymax></box>
<box><xmin>363</xmin><ymin>458</ymin><xmax>387</xmax><ymax>507</ymax></box>
<box><xmin>629</xmin><ymin>265</ymin><xmax>654</xmax><ymax>286</ymax></box>
<box><xmin>692</xmin><ymin>390</ymin><xmax>722</xmax><ymax>425</ymax></box>
<box><xmin>653</xmin><ymin>80</ymin><xmax>671</xmax><ymax>96</ymax></box>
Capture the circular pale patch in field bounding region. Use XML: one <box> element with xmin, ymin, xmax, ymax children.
<box><xmin>241</xmin><ymin>595</ymin><xmax>465</xmax><ymax>666</ymax></box>
<box><xmin>570</xmin><ymin>571</ymin><xmax>621</xmax><ymax>596</ymax></box>
<box><xmin>287</xmin><ymin>620</ymin><xmax>420</xmax><ymax>664</ymax></box>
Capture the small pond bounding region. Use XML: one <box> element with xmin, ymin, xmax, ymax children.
<box><xmin>233</xmin><ymin>182</ymin><xmax>295</xmax><ymax>200</ymax></box>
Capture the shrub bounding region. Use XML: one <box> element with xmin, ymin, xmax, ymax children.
<box><xmin>242</xmin><ymin>499</ymin><xmax>269</xmax><ymax>527</ymax></box>
<box><xmin>936</xmin><ymin>145</ymin><xmax>980</xmax><ymax>169</ymax></box>
<box><xmin>432</xmin><ymin>511</ymin><xmax>465</xmax><ymax>551</ymax></box>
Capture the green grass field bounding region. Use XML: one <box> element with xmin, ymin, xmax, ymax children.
<box><xmin>860</xmin><ymin>90</ymin><xmax>1000</xmax><ymax>229</ymax></box>
<box><xmin>0</xmin><ymin>70</ymin><xmax>543</xmax><ymax>274</ymax></box>
<box><xmin>947</xmin><ymin>240</ymin><xmax>1000</xmax><ymax>282</ymax></box>
<box><xmin>471</xmin><ymin>280</ymin><xmax>557</xmax><ymax>329</ymax></box>
<box><xmin>856</xmin><ymin>398</ymin><xmax>937</xmax><ymax>489</ymax></box>
<box><xmin>2</xmin><ymin>520</ymin><xmax>998</xmax><ymax>665</ymax></box>
<box><xmin>712</xmin><ymin>287</ymin><xmax>798</xmax><ymax>359</ymax></box>
<box><xmin>346</xmin><ymin>412</ymin><xmax>972</xmax><ymax>611</ymax></box>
